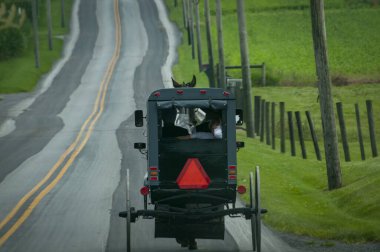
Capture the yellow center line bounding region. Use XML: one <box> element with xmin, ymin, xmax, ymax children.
<box><xmin>0</xmin><ymin>0</ymin><xmax>121</xmax><ymax>247</ymax></box>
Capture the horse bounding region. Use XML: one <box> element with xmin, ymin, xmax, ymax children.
<box><xmin>171</xmin><ymin>75</ymin><xmax>196</xmax><ymax>88</ymax></box>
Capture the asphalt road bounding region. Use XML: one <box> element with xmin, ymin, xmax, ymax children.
<box><xmin>0</xmin><ymin>0</ymin><xmax>297</xmax><ymax>251</ymax></box>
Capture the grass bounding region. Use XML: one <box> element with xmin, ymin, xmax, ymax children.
<box><xmin>237</xmin><ymin>131</ymin><xmax>380</xmax><ymax>242</ymax></box>
<box><xmin>164</xmin><ymin>0</ymin><xmax>380</xmax><ymax>243</ymax></box>
<box><xmin>0</xmin><ymin>0</ymin><xmax>73</xmax><ymax>93</ymax></box>
<box><xmin>236</xmin><ymin>85</ymin><xmax>380</xmax><ymax>242</ymax></box>
<box><xmin>166</xmin><ymin>1</ymin><xmax>380</xmax><ymax>86</ymax></box>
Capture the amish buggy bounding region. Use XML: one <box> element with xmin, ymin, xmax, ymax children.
<box><xmin>119</xmin><ymin>77</ymin><xmax>266</xmax><ymax>251</ymax></box>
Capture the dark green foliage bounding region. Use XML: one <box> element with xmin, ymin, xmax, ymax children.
<box><xmin>0</xmin><ymin>27</ymin><xmax>25</xmax><ymax>60</ymax></box>
<box><xmin>1</xmin><ymin>0</ymin><xmax>32</xmax><ymax>20</ymax></box>
<box><xmin>345</xmin><ymin>0</ymin><xmax>377</xmax><ymax>8</ymax></box>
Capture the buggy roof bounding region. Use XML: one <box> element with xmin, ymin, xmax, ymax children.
<box><xmin>148</xmin><ymin>88</ymin><xmax>235</xmax><ymax>101</ymax></box>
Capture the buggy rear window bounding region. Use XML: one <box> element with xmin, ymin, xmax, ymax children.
<box><xmin>157</xmin><ymin>100</ymin><xmax>227</xmax><ymax>110</ymax></box>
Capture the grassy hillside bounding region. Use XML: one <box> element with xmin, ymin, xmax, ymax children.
<box><xmin>166</xmin><ymin>1</ymin><xmax>380</xmax><ymax>86</ymax></box>
<box><xmin>238</xmin><ymin>133</ymin><xmax>380</xmax><ymax>242</ymax></box>
<box><xmin>0</xmin><ymin>0</ymin><xmax>73</xmax><ymax>94</ymax></box>
<box><xmin>242</xmin><ymin>84</ymin><xmax>380</xmax><ymax>242</ymax></box>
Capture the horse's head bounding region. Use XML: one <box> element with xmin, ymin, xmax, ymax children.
<box><xmin>171</xmin><ymin>75</ymin><xmax>196</xmax><ymax>88</ymax></box>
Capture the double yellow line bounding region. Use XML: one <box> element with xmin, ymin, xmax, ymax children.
<box><xmin>0</xmin><ymin>0</ymin><xmax>122</xmax><ymax>247</ymax></box>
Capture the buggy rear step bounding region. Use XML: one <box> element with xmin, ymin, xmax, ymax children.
<box><xmin>119</xmin><ymin>207</ymin><xmax>268</xmax><ymax>222</ymax></box>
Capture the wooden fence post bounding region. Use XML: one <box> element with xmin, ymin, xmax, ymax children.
<box><xmin>280</xmin><ymin>102</ymin><xmax>285</xmax><ymax>153</ymax></box>
<box><xmin>260</xmin><ymin>99</ymin><xmax>265</xmax><ymax>142</ymax></box>
<box><xmin>262</xmin><ymin>63</ymin><xmax>266</xmax><ymax>86</ymax></box>
<box><xmin>288</xmin><ymin>111</ymin><xmax>296</xmax><ymax>156</ymax></box>
<box><xmin>355</xmin><ymin>104</ymin><xmax>366</xmax><ymax>160</ymax></box>
<box><xmin>336</xmin><ymin>102</ymin><xmax>351</xmax><ymax>161</ymax></box>
<box><xmin>295</xmin><ymin>111</ymin><xmax>307</xmax><ymax>159</ymax></box>
<box><xmin>306</xmin><ymin>111</ymin><xmax>322</xmax><ymax>160</ymax></box>
<box><xmin>366</xmin><ymin>100</ymin><xmax>378</xmax><ymax>157</ymax></box>
<box><xmin>254</xmin><ymin>96</ymin><xmax>261</xmax><ymax>136</ymax></box>
<box><xmin>271</xmin><ymin>102</ymin><xmax>276</xmax><ymax>150</ymax></box>
<box><xmin>265</xmin><ymin>101</ymin><xmax>271</xmax><ymax>145</ymax></box>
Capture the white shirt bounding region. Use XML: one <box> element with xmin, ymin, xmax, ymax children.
<box><xmin>190</xmin><ymin>125</ymin><xmax>222</xmax><ymax>139</ymax></box>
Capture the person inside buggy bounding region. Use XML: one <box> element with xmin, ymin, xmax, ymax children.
<box><xmin>159</xmin><ymin>107</ymin><xmax>223</xmax><ymax>140</ymax></box>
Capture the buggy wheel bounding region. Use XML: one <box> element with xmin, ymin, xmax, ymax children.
<box><xmin>249</xmin><ymin>171</ymin><xmax>256</xmax><ymax>251</ymax></box>
<box><xmin>126</xmin><ymin>169</ymin><xmax>131</xmax><ymax>252</ymax></box>
<box><xmin>254</xmin><ymin>166</ymin><xmax>262</xmax><ymax>252</ymax></box>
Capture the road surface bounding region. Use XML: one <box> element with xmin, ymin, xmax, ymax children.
<box><xmin>0</xmin><ymin>0</ymin><xmax>296</xmax><ymax>251</ymax></box>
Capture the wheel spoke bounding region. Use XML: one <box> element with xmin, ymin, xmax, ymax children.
<box><xmin>255</xmin><ymin>166</ymin><xmax>261</xmax><ymax>252</ymax></box>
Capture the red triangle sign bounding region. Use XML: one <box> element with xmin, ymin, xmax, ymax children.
<box><xmin>176</xmin><ymin>158</ymin><xmax>210</xmax><ymax>189</ymax></box>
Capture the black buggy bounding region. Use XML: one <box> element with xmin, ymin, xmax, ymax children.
<box><xmin>119</xmin><ymin>87</ymin><xmax>266</xmax><ymax>251</ymax></box>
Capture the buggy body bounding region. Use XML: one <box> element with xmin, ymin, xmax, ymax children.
<box><xmin>120</xmin><ymin>87</ymin><xmax>265</xmax><ymax>251</ymax></box>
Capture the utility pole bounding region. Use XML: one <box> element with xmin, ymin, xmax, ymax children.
<box><xmin>61</xmin><ymin>0</ymin><xmax>65</xmax><ymax>28</ymax></box>
<box><xmin>47</xmin><ymin>0</ymin><xmax>53</xmax><ymax>50</ymax></box>
<box><xmin>194</xmin><ymin>1</ymin><xmax>203</xmax><ymax>71</ymax></box>
<box><xmin>236</xmin><ymin>0</ymin><xmax>254</xmax><ymax>137</ymax></box>
<box><xmin>310</xmin><ymin>0</ymin><xmax>342</xmax><ymax>190</ymax></box>
<box><xmin>32</xmin><ymin>0</ymin><xmax>40</xmax><ymax>68</ymax></box>
<box><xmin>215</xmin><ymin>0</ymin><xmax>225</xmax><ymax>89</ymax></box>
<box><xmin>204</xmin><ymin>0</ymin><xmax>216</xmax><ymax>87</ymax></box>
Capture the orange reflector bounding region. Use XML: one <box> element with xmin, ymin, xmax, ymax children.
<box><xmin>140</xmin><ymin>186</ymin><xmax>149</xmax><ymax>196</ymax></box>
<box><xmin>237</xmin><ymin>185</ymin><xmax>246</xmax><ymax>194</ymax></box>
<box><xmin>176</xmin><ymin>158</ymin><xmax>210</xmax><ymax>189</ymax></box>
<box><xmin>228</xmin><ymin>170</ymin><xmax>236</xmax><ymax>175</ymax></box>
<box><xmin>150</xmin><ymin>171</ymin><xmax>158</xmax><ymax>176</ymax></box>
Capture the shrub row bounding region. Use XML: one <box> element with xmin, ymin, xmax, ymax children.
<box><xmin>0</xmin><ymin>27</ymin><xmax>26</xmax><ymax>60</ymax></box>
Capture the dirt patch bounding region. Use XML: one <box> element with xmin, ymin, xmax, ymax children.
<box><xmin>275</xmin><ymin>230</ymin><xmax>380</xmax><ymax>252</ymax></box>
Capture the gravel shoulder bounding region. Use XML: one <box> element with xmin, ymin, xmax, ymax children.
<box><xmin>274</xmin><ymin>228</ymin><xmax>380</xmax><ymax>252</ymax></box>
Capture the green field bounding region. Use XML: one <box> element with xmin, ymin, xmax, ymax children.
<box><xmin>166</xmin><ymin>1</ymin><xmax>380</xmax><ymax>86</ymax></box>
<box><xmin>0</xmin><ymin>0</ymin><xmax>73</xmax><ymax>94</ymax></box>
<box><xmin>165</xmin><ymin>0</ymin><xmax>380</xmax><ymax>243</ymax></box>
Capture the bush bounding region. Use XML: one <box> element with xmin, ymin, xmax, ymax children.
<box><xmin>0</xmin><ymin>27</ymin><xmax>26</xmax><ymax>60</ymax></box>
